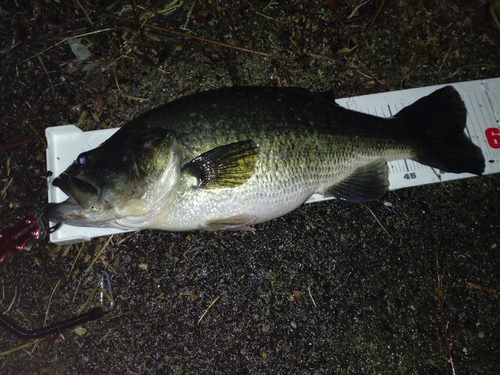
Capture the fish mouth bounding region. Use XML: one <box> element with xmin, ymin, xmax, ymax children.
<box><xmin>52</xmin><ymin>173</ymin><xmax>101</xmax><ymax>209</ymax></box>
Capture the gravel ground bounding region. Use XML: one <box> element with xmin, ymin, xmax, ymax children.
<box><xmin>1</xmin><ymin>1</ymin><xmax>499</xmax><ymax>374</ymax></box>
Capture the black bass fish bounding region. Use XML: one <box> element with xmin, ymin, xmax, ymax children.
<box><xmin>45</xmin><ymin>86</ymin><xmax>485</xmax><ymax>231</ymax></box>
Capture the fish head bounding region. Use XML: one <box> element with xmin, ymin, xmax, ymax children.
<box><xmin>45</xmin><ymin>128</ymin><xmax>181</xmax><ymax>229</ymax></box>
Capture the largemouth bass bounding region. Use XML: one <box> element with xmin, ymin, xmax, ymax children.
<box><xmin>45</xmin><ymin>86</ymin><xmax>485</xmax><ymax>231</ymax></box>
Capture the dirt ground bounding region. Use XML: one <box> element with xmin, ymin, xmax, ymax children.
<box><xmin>1</xmin><ymin>1</ymin><xmax>500</xmax><ymax>374</ymax></box>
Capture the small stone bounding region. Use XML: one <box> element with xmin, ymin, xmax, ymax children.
<box><xmin>68</xmin><ymin>37</ymin><xmax>91</xmax><ymax>60</ymax></box>
<box><xmin>413</xmin><ymin>40</ymin><xmax>426</xmax><ymax>54</ymax></box>
<box><xmin>74</xmin><ymin>326</ymin><xmax>87</xmax><ymax>336</ymax></box>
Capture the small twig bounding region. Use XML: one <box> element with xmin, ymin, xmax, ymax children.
<box><xmin>114</xmin><ymin>73</ymin><xmax>124</xmax><ymax>97</ymax></box>
<box><xmin>490</xmin><ymin>0</ymin><xmax>500</xmax><ymax>30</ymax></box>
<box><xmin>348</xmin><ymin>0</ymin><xmax>369</xmax><ymax>19</ymax></box>
<box><xmin>181</xmin><ymin>0</ymin><xmax>196</xmax><ymax>31</ymax></box>
<box><xmin>307</xmin><ymin>53</ymin><xmax>337</xmax><ymax>62</ymax></box>
<box><xmin>76</xmin><ymin>0</ymin><xmax>93</xmax><ymax>26</ymax></box>
<box><xmin>115</xmin><ymin>232</ymin><xmax>139</xmax><ymax>246</ymax></box>
<box><xmin>307</xmin><ymin>285</ymin><xmax>317</xmax><ymax>308</ymax></box>
<box><xmin>13</xmin><ymin>102</ymin><xmax>47</xmax><ymax>148</ymax></box>
<box><xmin>438</xmin><ymin>49</ymin><xmax>450</xmax><ymax>72</ymax></box>
<box><xmin>441</xmin><ymin>317</ymin><xmax>456</xmax><ymax>375</ymax></box>
<box><xmin>0</xmin><ymin>339</ymin><xmax>43</xmax><ymax>356</ymax></box>
<box><xmin>104</xmin><ymin>14</ymin><xmax>272</xmax><ymax>57</ymax></box>
<box><xmin>101</xmin><ymin>54</ymin><xmax>127</xmax><ymax>72</ymax></box>
<box><xmin>255</xmin><ymin>11</ymin><xmax>274</xmax><ymax>21</ymax></box>
<box><xmin>468</xmin><ymin>283</ymin><xmax>500</xmax><ymax>298</ymax></box>
<box><xmin>435</xmin><ymin>249</ymin><xmax>455</xmax><ymax>375</ymax></box>
<box><xmin>263</xmin><ymin>1</ymin><xmax>279</xmax><ymax>12</ymax></box>
<box><xmin>223</xmin><ymin>318</ymin><xmax>252</xmax><ymax>353</ymax></box>
<box><xmin>357</xmin><ymin>0</ymin><xmax>386</xmax><ymax>48</ymax></box>
<box><xmin>115</xmin><ymin>73</ymin><xmax>150</xmax><ymax>101</ymax></box>
<box><xmin>44</xmin><ymin>279</ymin><xmax>62</xmax><ymax>326</ymax></box>
<box><xmin>2</xmin><ymin>287</ymin><xmax>17</xmax><ymax>315</ymax></box>
<box><xmin>35</xmin><ymin>53</ymin><xmax>55</xmax><ymax>93</ymax></box>
<box><xmin>197</xmin><ymin>295</ymin><xmax>220</xmax><ymax>325</ymax></box>
<box><xmin>83</xmin><ymin>236</ymin><xmax>114</xmax><ymax>276</ymax></box>
<box><xmin>72</xmin><ymin>278</ymin><xmax>83</xmax><ymax>304</ymax></box>
<box><xmin>77</xmin><ymin>286</ymin><xmax>98</xmax><ymax>314</ymax></box>
<box><xmin>66</xmin><ymin>28</ymin><xmax>115</xmax><ymax>40</ymax></box>
<box><xmin>445</xmin><ymin>64</ymin><xmax>500</xmax><ymax>79</ymax></box>
<box><xmin>1</xmin><ymin>178</ymin><xmax>13</xmax><ymax>199</ymax></box>
<box><xmin>364</xmin><ymin>205</ymin><xmax>390</xmax><ymax>237</ymax></box>
<box><xmin>66</xmin><ymin>245</ymin><xmax>84</xmax><ymax>282</ymax></box>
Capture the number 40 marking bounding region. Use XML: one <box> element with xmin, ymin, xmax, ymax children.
<box><xmin>485</xmin><ymin>127</ymin><xmax>500</xmax><ymax>149</ymax></box>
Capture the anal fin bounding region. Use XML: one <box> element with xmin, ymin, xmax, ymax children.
<box><xmin>325</xmin><ymin>159</ymin><xmax>389</xmax><ymax>203</ymax></box>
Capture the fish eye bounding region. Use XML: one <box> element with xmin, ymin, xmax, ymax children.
<box><xmin>78</xmin><ymin>154</ymin><xmax>87</xmax><ymax>166</ymax></box>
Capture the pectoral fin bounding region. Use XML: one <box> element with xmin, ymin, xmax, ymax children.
<box><xmin>183</xmin><ymin>140</ymin><xmax>258</xmax><ymax>189</ymax></box>
<box><xmin>203</xmin><ymin>214</ymin><xmax>257</xmax><ymax>231</ymax></box>
<box><xmin>325</xmin><ymin>159</ymin><xmax>389</xmax><ymax>203</ymax></box>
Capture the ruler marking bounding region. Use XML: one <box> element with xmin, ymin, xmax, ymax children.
<box><xmin>465</xmin><ymin>93</ymin><xmax>486</xmax><ymax>158</ymax></box>
<box><xmin>484</xmin><ymin>82</ymin><xmax>500</xmax><ymax>125</ymax></box>
<box><xmin>480</xmin><ymin>91</ymin><xmax>497</xmax><ymax>160</ymax></box>
<box><xmin>463</xmin><ymin>92</ymin><xmax>474</xmax><ymax>140</ymax></box>
<box><xmin>472</xmin><ymin>92</ymin><xmax>494</xmax><ymax>160</ymax></box>
<box><xmin>466</xmin><ymin>93</ymin><xmax>484</xmax><ymax>164</ymax></box>
<box><xmin>404</xmin><ymin>159</ymin><xmax>410</xmax><ymax>172</ymax></box>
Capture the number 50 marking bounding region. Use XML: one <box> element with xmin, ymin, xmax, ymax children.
<box><xmin>485</xmin><ymin>127</ymin><xmax>500</xmax><ymax>149</ymax></box>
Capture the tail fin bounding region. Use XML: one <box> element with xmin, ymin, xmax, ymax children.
<box><xmin>395</xmin><ymin>86</ymin><xmax>485</xmax><ymax>175</ymax></box>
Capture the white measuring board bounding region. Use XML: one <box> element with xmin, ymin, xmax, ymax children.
<box><xmin>46</xmin><ymin>78</ymin><xmax>500</xmax><ymax>244</ymax></box>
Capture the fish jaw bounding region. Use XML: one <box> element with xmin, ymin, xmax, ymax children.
<box><xmin>44</xmin><ymin>199</ymin><xmax>116</xmax><ymax>228</ymax></box>
<box><xmin>45</xmin><ymin>165</ymin><xmax>114</xmax><ymax>226</ymax></box>
<box><xmin>51</xmin><ymin>171</ymin><xmax>101</xmax><ymax>209</ymax></box>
